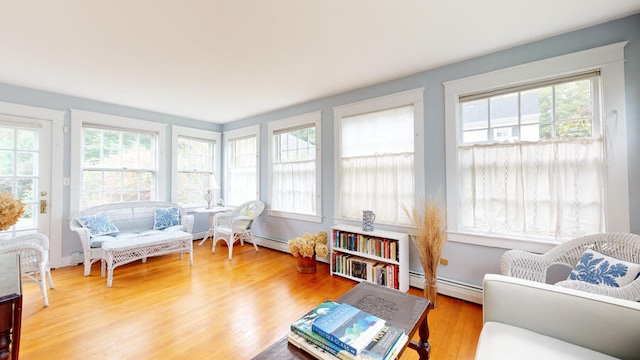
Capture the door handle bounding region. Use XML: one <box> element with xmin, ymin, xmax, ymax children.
<box><xmin>40</xmin><ymin>199</ymin><xmax>47</xmax><ymax>214</ymax></box>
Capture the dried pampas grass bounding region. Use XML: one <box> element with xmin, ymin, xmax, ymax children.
<box><xmin>407</xmin><ymin>196</ymin><xmax>447</xmax><ymax>306</ymax></box>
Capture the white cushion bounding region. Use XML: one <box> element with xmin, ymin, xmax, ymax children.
<box><xmin>475</xmin><ymin>322</ymin><xmax>618</xmax><ymax>360</ymax></box>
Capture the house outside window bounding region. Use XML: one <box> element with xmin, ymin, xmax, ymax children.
<box><xmin>333</xmin><ymin>88</ymin><xmax>424</xmax><ymax>227</ymax></box>
<box><xmin>224</xmin><ymin>126</ymin><xmax>259</xmax><ymax>206</ymax></box>
<box><xmin>444</xmin><ymin>42</ymin><xmax>630</xmax><ymax>249</ymax></box>
<box><xmin>267</xmin><ymin>112</ymin><xmax>321</xmax><ymax>222</ymax></box>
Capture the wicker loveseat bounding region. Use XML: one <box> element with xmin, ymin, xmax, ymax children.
<box><xmin>501</xmin><ymin>232</ymin><xmax>640</xmax><ymax>301</ymax></box>
<box><xmin>70</xmin><ymin>201</ymin><xmax>194</xmax><ymax>286</ymax></box>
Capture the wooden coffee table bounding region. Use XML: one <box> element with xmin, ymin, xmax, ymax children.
<box><xmin>253</xmin><ymin>281</ymin><xmax>432</xmax><ymax>359</ymax></box>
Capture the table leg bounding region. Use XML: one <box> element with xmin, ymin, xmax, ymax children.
<box><xmin>198</xmin><ymin>213</ymin><xmax>215</xmax><ymax>246</ymax></box>
<box><xmin>0</xmin><ymin>301</ymin><xmax>12</xmax><ymax>360</ymax></box>
<box><xmin>408</xmin><ymin>304</ymin><xmax>432</xmax><ymax>359</ymax></box>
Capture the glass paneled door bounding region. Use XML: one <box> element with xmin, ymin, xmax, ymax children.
<box><xmin>0</xmin><ymin>115</ymin><xmax>51</xmax><ymax>237</ymax></box>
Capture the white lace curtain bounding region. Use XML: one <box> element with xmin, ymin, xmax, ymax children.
<box><xmin>226</xmin><ymin>166</ymin><xmax>256</xmax><ymax>206</ymax></box>
<box><xmin>338</xmin><ymin>105</ymin><xmax>415</xmax><ymax>225</ymax></box>
<box><xmin>272</xmin><ymin>159</ymin><xmax>316</xmax><ymax>214</ymax></box>
<box><xmin>458</xmin><ymin>137</ymin><xmax>604</xmax><ymax>239</ymax></box>
<box><xmin>338</xmin><ymin>153</ymin><xmax>414</xmax><ymax>225</ymax></box>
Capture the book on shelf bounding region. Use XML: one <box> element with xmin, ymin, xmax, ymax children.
<box><xmin>311</xmin><ymin>303</ymin><xmax>386</xmax><ymax>356</ymax></box>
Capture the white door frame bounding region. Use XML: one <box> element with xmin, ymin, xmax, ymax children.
<box><xmin>0</xmin><ymin>101</ymin><xmax>64</xmax><ymax>268</ymax></box>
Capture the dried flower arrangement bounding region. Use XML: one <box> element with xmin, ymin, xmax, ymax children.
<box><xmin>406</xmin><ymin>196</ymin><xmax>447</xmax><ymax>306</ymax></box>
<box><xmin>288</xmin><ymin>231</ymin><xmax>329</xmax><ymax>258</ymax></box>
<box><xmin>0</xmin><ymin>192</ymin><xmax>25</xmax><ymax>231</ymax></box>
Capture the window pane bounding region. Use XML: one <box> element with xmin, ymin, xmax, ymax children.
<box><xmin>272</xmin><ymin>123</ymin><xmax>317</xmax><ymax>214</ymax></box>
<box><xmin>342</xmin><ymin>105</ymin><xmax>413</xmax><ymax>157</ymax></box>
<box><xmin>16</xmin><ymin>129</ymin><xmax>37</xmax><ymax>150</ymax></box>
<box><xmin>461</xmin><ymin>100</ymin><xmax>488</xmax><ymax>142</ymax></box>
<box><xmin>176</xmin><ymin>135</ymin><xmax>215</xmax><ymax>207</ymax></box>
<box><xmin>0</xmin><ymin>128</ymin><xmax>14</xmax><ymax>148</ymax></box>
<box><xmin>227</xmin><ymin>135</ymin><xmax>257</xmax><ymax>206</ymax></box>
<box><xmin>489</xmin><ymin>94</ymin><xmax>518</xmax><ymax>142</ymax></box>
<box><xmin>16</xmin><ymin>152</ymin><xmax>36</xmax><ymax>176</ymax></box>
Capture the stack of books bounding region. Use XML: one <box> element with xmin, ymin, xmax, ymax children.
<box><xmin>288</xmin><ymin>300</ymin><xmax>408</xmax><ymax>360</ymax></box>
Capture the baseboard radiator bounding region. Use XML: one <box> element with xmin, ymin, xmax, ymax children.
<box><xmin>252</xmin><ymin>235</ymin><xmax>484</xmax><ymax>304</ymax></box>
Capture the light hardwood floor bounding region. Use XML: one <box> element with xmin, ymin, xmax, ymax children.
<box><xmin>18</xmin><ymin>240</ymin><xmax>483</xmax><ymax>360</ymax></box>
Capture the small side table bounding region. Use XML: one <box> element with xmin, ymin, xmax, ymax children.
<box><xmin>0</xmin><ymin>253</ymin><xmax>22</xmax><ymax>360</ymax></box>
<box><xmin>194</xmin><ymin>206</ymin><xmax>234</xmax><ymax>246</ymax></box>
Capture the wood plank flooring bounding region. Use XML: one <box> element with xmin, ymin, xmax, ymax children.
<box><xmin>17</xmin><ymin>240</ymin><xmax>483</xmax><ymax>360</ymax></box>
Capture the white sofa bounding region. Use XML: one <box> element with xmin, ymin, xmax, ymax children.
<box><xmin>70</xmin><ymin>201</ymin><xmax>194</xmax><ymax>285</ymax></box>
<box><xmin>476</xmin><ymin>274</ymin><xmax>640</xmax><ymax>360</ymax></box>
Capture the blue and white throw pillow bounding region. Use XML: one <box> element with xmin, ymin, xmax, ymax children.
<box><xmin>153</xmin><ymin>207</ymin><xmax>180</xmax><ymax>230</ymax></box>
<box><xmin>568</xmin><ymin>248</ymin><xmax>640</xmax><ymax>288</ymax></box>
<box><xmin>80</xmin><ymin>212</ymin><xmax>119</xmax><ymax>237</ymax></box>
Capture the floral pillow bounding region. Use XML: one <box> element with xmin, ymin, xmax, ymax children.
<box><xmin>80</xmin><ymin>212</ymin><xmax>119</xmax><ymax>237</ymax></box>
<box><xmin>153</xmin><ymin>207</ymin><xmax>180</xmax><ymax>230</ymax></box>
<box><xmin>567</xmin><ymin>248</ymin><xmax>640</xmax><ymax>288</ymax></box>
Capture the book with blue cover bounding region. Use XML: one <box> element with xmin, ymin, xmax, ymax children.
<box><xmin>311</xmin><ymin>303</ymin><xmax>386</xmax><ymax>355</ymax></box>
<box><xmin>290</xmin><ymin>300</ymin><xmax>356</xmax><ymax>360</ymax></box>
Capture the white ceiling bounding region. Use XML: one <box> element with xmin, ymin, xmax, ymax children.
<box><xmin>0</xmin><ymin>1</ymin><xmax>639</xmax><ymax>123</ymax></box>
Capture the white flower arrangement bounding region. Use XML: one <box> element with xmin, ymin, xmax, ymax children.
<box><xmin>288</xmin><ymin>231</ymin><xmax>329</xmax><ymax>258</ymax></box>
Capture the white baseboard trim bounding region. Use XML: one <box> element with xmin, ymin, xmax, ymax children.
<box><xmin>409</xmin><ymin>272</ymin><xmax>483</xmax><ymax>304</ymax></box>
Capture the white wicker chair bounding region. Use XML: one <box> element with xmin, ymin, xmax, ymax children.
<box><xmin>0</xmin><ymin>233</ymin><xmax>54</xmax><ymax>307</ymax></box>
<box><xmin>501</xmin><ymin>232</ymin><xmax>640</xmax><ymax>301</ymax></box>
<box><xmin>212</xmin><ymin>200</ymin><xmax>265</xmax><ymax>260</ymax></box>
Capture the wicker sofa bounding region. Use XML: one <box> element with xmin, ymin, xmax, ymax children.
<box><xmin>70</xmin><ymin>201</ymin><xmax>194</xmax><ymax>286</ymax></box>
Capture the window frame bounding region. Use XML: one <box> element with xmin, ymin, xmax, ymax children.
<box><xmin>70</xmin><ymin>109</ymin><xmax>167</xmax><ymax>215</ymax></box>
<box><xmin>223</xmin><ymin>125</ymin><xmax>260</xmax><ymax>206</ymax></box>
<box><xmin>170</xmin><ymin>126</ymin><xmax>221</xmax><ymax>210</ymax></box>
<box><xmin>333</xmin><ymin>88</ymin><xmax>425</xmax><ymax>230</ymax></box>
<box><xmin>267</xmin><ymin>111</ymin><xmax>322</xmax><ymax>223</ymax></box>
<box><xmin>444</xmin><ymin>42</ymin><xmax>630</xmax><ymax>252</ymax></box>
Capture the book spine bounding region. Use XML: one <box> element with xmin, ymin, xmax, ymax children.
<box><xmin>312</xmin><ymin>326</ymin><xmax>359</xmax><ymax>356</ymax></box>
<box><xmin>291</xmin><ymin>328</ymin><xmax>355</xmax><ymax>360</ymax></box>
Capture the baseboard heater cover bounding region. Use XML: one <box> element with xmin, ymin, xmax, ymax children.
<box><xmin>409</xmin><ymin>271</ymin><xmax>483</xmax><ymax>304</ymax></box>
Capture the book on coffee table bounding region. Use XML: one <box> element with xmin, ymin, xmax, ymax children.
<box><xmin>312</xmin><ymin>303</ymin><xmax>386</xmax><ymax>355</ymax></box>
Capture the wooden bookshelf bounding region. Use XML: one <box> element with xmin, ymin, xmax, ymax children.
<box><xmin>330</xmin><ymin>224</ymin><xmax>409</xmax><ymax>292</ymax></box>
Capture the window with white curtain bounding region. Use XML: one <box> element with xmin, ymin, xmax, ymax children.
<box><xmin>459</xmin><ymin>74</ymin><xmax>603</xmax><ymax>238</ymax></box>
<box><xmin>444</xmin><ymin>42</ymin><xmax>630</xmax><ymax>246</ymax></box>
<box><xmin>268</xmin><ymin>112</ymin><xmax>321</xmax><ymax>222</ymax></box>
<box><xmin>224</xmin><ymin>126</ymin><xmax>259</xmax><ymax>206</ymax></box>
<box><xmin>334</xmin><ymin>88</ymin><xmax>424</xmax><ymax>227</ymax></box>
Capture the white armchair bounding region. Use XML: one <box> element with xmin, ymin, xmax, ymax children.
<box><xmin>501</xmin><ymin>232</ymin><xmax>640</xmax><ymax>301</ymax></box>
<box><xmin>0</xmin><ymin>233</ymin><xmax>54</xmax><ymax>307</ymax></box>
<box><xmin>212</xmin><ymin>200</ymin><xmax>265</xmax><ymax>260</ymax></box>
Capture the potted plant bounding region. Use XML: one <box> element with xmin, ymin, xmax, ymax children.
<box><xmin>288</xmin><ymin>231</ymin><xmax>329</xmax><ymax>273</ymax></box>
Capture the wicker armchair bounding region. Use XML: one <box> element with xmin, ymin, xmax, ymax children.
<box><xmin>0</xmin><ymin>233</ymin><xmax>54</xmax><ymax>306</ymax></box>
<box><xmin>212</xmin><ymin>200</ymin><xmax>265</xmax><ymax>260</ymax></box>
<box><xmin>501</xmin><ymin>232</ymin><xmax>640</xmax><ymax>301</ymax></box>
